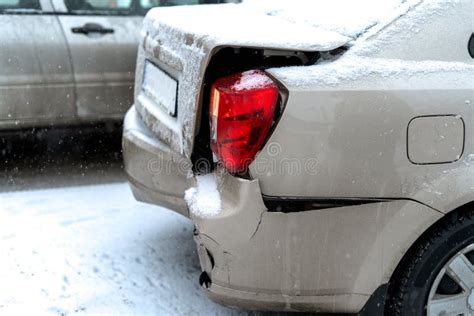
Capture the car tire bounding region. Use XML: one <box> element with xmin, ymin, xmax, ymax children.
<box><xmin>385</xmin><ymin>206</ymin><xmax>474</xmax><ymax>316</ymax></box>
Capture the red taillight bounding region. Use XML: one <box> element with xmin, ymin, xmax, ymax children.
<box><xmin>209</xmin><ymin>70</ymin><xmax>279</xmax><ymax>173</ymax></box>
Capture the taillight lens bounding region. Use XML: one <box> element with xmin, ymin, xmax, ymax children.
<box><xmin>209</xmin><ymin>70</ymin><xmax>279</xmax><ymax>173</ymax></box>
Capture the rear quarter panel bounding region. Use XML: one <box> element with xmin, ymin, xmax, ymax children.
<box><xmin>251</xmin><ymin>0</ymin><xmax>474</xmax><ymax>213</ymax></box>
<box><xmin>252</xmin><ymin>67</ymin><xmax>473</xmax><ymax>213</ymax></box>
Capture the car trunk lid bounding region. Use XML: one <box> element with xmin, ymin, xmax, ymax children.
<box><xmin>134</xmin><ymin>3</ymin><xmax>352</xmax><ymax>158</ymax></box>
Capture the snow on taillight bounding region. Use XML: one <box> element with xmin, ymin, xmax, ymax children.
<box><xmin>209</xmin><ymin>70</ymin><xmax>279</xmax><ymax>173</ymax></box>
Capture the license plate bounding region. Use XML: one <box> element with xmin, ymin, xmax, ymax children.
<box><xmin>142</xmin><ymin>61</ymin><xmax>178</xmax><ymax>117</ymax></box>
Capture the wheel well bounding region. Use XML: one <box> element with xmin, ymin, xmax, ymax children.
<box><xmin>385</xmin><ymin>201</ymin><xmax>474</xmax><ymax>313</ymax></box>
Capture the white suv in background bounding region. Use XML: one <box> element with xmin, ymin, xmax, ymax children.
<box><xmin>0</xmin><ymin>0</ymin><xmax>227</xmax><ymax>130</ymax></box>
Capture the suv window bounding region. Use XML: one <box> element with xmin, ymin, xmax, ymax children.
<box><xmin>0</xmin><ymin>0</ymin><xmax>41</xmax><ymax>12</ymax></box>
<box><xmin>65</xmin><ymin>0</ymin><xmax>134</xmax><ymax>15</ymax></box>
<box><xmin>64</xmin><ymin>0</ymin><xmax>225</xmax><ymax>16</ymax></box>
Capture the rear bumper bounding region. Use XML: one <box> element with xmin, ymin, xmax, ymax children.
<box><xmin>192</xmin><ymin>173</ymin><xmax>442</xmax><ymax>313</ymax></box>
<box><xmin>123</xmin><ymin>106</ymin><xmax>442</xmax><ymax>313</ymax></box>
<box><xmin>207</xmin><ymin>284</ymin><xmax>369</xmax><ymax>313</ymax></box>
<box><xmin>122</xmin><ymin>106</ymin><xmax>189</xmax><ymax>217</ymax></box>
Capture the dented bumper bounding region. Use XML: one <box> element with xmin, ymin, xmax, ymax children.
<box><xmin>123</xmin><ymin>107</ymin><xmax>442</xmax><ymax>314</ymax></box>
<box><xmin>192</xmin><ymin>172</ymin><xmax>442</xmax><ymax>313</ymax></box>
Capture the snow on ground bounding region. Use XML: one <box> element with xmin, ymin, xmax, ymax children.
<box><xmin>0</xmin><ymin>181</ymin><xmax>261</xmax><ymax>315</ymax></box>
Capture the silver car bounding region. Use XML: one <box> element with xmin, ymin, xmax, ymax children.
<box><xmin>0</xmin><ymin>0</ymin><xmax>226</xmax><ymax>130</ymax></box>
<box><xmin>123</xmin><ymin>0</ymin><xmax>474</xmax><ymax>315</ymax></box>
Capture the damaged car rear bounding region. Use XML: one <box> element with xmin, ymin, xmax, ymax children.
<box><xmin>123</xmin><ymin>0</ymin><xmax>474</xmax><ymax>314</ymax></box>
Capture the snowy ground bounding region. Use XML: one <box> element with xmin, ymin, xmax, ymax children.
<box><xmin>0</xmin><ymin>134</ymin><xmax>292</xmax><ymax>316</ymax></box>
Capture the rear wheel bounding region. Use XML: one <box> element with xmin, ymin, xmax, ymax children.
<box><xmin>385</xmin><ymin>208</ymin><xmax>474</xmax><ymax>316</ymax></box>
<box><xmin>427</xmin><ymin>244</ymin><xmax>474</xmax><ymax>316</ymax></box>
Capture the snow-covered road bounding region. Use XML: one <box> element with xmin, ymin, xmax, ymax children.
<box><xmin>0</xmin><ymin>160</ymin><xmax>278</xmax><ymax>316</ymax></box>
<box><xmin>0</xmin><ymin>130</ymin><xmax>295</xmax><ymax>316</ymax></box>
<box><xmin>0</xmin><ymin>181</ymin><xmax>250</xmax><ymax>315</ymax></box>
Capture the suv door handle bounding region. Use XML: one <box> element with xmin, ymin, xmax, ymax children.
<box><xmin>71</xmin><ymin>23</ymin><xmax>114</xmax><ymax>35</ymax></box>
